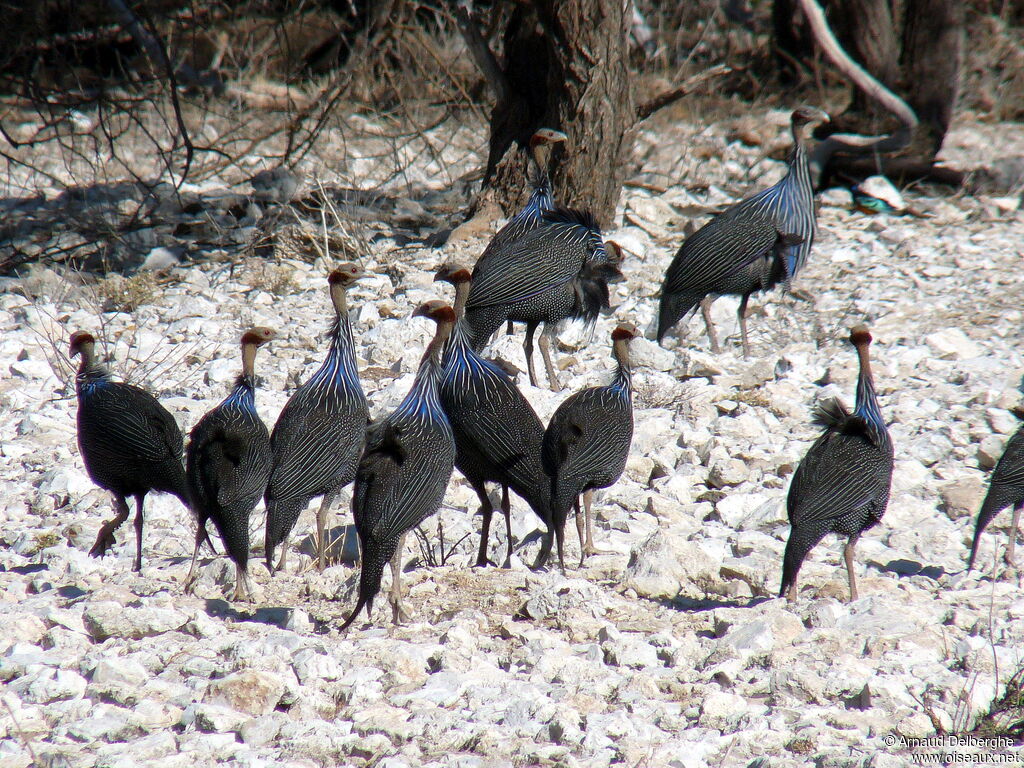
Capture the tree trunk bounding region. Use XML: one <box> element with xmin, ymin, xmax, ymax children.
<box><xmin>773</xmin><ymin>0</ymin><xmax>815</xmax><ymax>85</ymax></box>
<box><xmin>827</xmin><ymin>0</ymin><xmax>900</xmax><ymax>124</ymax></box>
<box><xmin>900</xmin><ymin>0</ymin><xmax>964</xmax><ymax>157</ymax></box>
<box><xmin>781</xmin><ymin>0</ymin><xmax>963</xmax><ymax>183</ymax></box>
<box><xmin>480</xmin><ymin>0</ymin><xmax>634</xmax><ymax>228</ymax></box>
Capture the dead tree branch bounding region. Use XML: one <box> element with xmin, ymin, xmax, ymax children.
<box><xmin>636</xmin><ymin>64</ymin><xmax>732</xmax><ymax>122</ymax></box>
<box><xmin>453</xmin><ymin>1</ymin><xmax>509</xmax><ymax>105</ymax></box>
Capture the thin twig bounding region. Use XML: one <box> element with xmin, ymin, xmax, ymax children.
<box><xmin>636</xmin><ymin>64</ymin><xmax>733</xmax><ymax>122</ymax></box>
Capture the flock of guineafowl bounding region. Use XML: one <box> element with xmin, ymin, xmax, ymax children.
<box><xmin>67</xmin><ymin>107</ymin><xmax>1024</xmax><ymax>629</ymax></box>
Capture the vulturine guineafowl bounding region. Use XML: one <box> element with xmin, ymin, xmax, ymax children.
<box><xmin>658</xmin><ymin>106</ymin><xmax>828</xmax><ymax>356</ymax></box>
<box><xmin>265</xmin><ymin>264</ymin><xmax>368</xmax><ymax>573</ymax></box>
<box><xmin>465</xmin><ymin>208</ymin><xmax>623</xmax><ymax>390</ymax></box>
<box><xmin>487</xmin><ymin>128</ymin><xmax>568</xmax><ymax>256</ymax></box>
<box><xmin>781</xmin><ymin>325</ymin><xmax>894</xmax><ymax>602</ymax></box>
<box><xmin>186</xmin><ymin>327</ymin><xmax>276</xmax><ymax>601</ymax></box>
<box><xmin>69</xmin><ymin>331</ymin><xmax>192</xmax><ymax>572</ymax></box>
<box><xmin>341</xmin><ymin>302</ymin><xmax>456</xmax><ymax>630</ymax></box>
<box><xmin>542</xmin><ymin>323</ymin><xmax>640</xmax><ymax>569</ymax></box>
<box><xmin>967</xmin><ymin>410</ymin><xmax>1024</xmax><ymax>572</ymax></box>
<box><xmin>434</xmin><ymin>264</ymin><xmax>555</xmax><ymax>568</ymax></box>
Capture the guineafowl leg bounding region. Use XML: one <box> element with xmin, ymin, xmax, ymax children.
<box><xmin>501</xmin><ymin>485</ymin><xmax>513</xmax><ymax>569</ymax></box>
<box><xmin>1005</xmin><ymin>504</ymin><xmax>1022</xmax><ymax>567</ymax></box>
<box><xmin>316</xmin><ymin>492</ymin><xmax>338</xmax><ymax>572</ymax></box>
<box><xmin>471</xmin><ymin>481</ymin><xmax>497</xmax><ymax>568</ymax></box>
<box><xmin>131</xmin><ymin>494</ymin><xmax>146</xmax><ymax>572</ymax></box>
<box><xmin>90</xmin><ymin>494</ymin><xmax>131</xmax><ymax>559</ymax></box>
<box><xmin>780</xmin><ymin>526</ymin><xmax>828</xmax><ymax>602</ymax></box>
<box><xmin>389</xmin><ymin>533</ymin><xmax>411</xmax><ymax>625</ymax></box>
<box><xmin>524</xmin><ymin>321</ymin><xmax>540</xmax><ymax>388</ymax></box>
<box><xmin>506</xmin><ymin>320</ymin><xmax>514</xmax><ymax>335</ymax></box>
<box><xmin>183</xmin><ymin>525</ymin><xmax>205</xmax><ymax>595</ymax></box>
<box><xmin>700</xmin><ymin>297</ymin><xmax>721</xmax><ymax>353</ymax></box>
<box><xmin>273</xmin><ymin>534</ymin><xmax>289</xmax><ymax>574</ymax></box>
<box><xmin>574</xmin><ymin>498</ymin><xmax>586</xmax><ymax>566</ymax></box>
<box><xmin>581</xmin><ymin>489</ymin><xmax>611</xmax><ymax>558</ymax></box>
<box><xmin>532</xmin><ymin>529</ymin><xmax>554</xmax><ymax>570</ymax></box>
<box><xmin>554</xmin><ymin>518</ymin><xmax>567</xmax><ymax>575</ymax></box>
<box><xmin>844</xmin><ymin>537</ymin><xmax>860</xmax><ymax>602</ymax></box>
<box><xmin>233</xmin><ymin>563</ymin><xmax>252</xmax><ymax>602</ymax></box>
<box><xmin>539</xmin><ymin>326</ymin><xmax>562</xmax><ymax>392</ymax></box>
<box><xmin>737</xmin><ymin>294</ymin><xmax>751</xmax><ymax>359</ymax></box>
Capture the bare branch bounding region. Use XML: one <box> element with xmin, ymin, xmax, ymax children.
<box><xmin>635</xmin><ymin>64</ymin><xmax>732</xmax><ymax>122</ymax></box>
<box><xmin>453</xmin><ymin>1</ymin><xmax>509</xmax><ymax>105</ymax></box>
<box><xmin>104</xmin><ymin>0</ymin><xmax>203</xmax><ymax>90</ymax></box>
<box><xmin>795</xmin><ymin>0</ymin><xmax>917</xmax><ymax>130</ymax></box>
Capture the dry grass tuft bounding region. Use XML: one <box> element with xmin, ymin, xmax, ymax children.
<box><xmin>97</xmin><ymin>273</ymin><xmax>158</xmax><ymax>312</ymax></box>
<box><xmin>244</xmin><ymin>262</ymin><xmax>299</xmax><ymax>296</ymax></box>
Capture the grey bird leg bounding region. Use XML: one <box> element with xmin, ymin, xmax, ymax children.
<box><xmin>574</xmin><ymin>498</ymin><xmax>586</xmax><ymax>567</ymax></box>
<box><xmin>700</xmin><ymin>297</ymin><xmax>721</xmax><ymax>353</ymax></box>
<box><xmin>524</xmin><ymin>321</ymin><xmax>540</xmax><ymax>388</ymax></box>
<box><xmin>389</xmin><ymin>533</ymin><xmax>411</xmax><ymax>624</ymax></box>
<box><xmin>233</xmin><ymin>563</ymin><xmax>252</xmax><ymax>602</ymax></box>
<box><xmin>274</xmin><ymin>533</ymin><xmax>290</xmax><ymax>574</ymax></box>
<box><xmin>183</xmin><ymin>525</ymin><xmax>205</xmax><ymax>595</ymax></box>
<box><xmin>316</xmin><ymin>491</ymin><xmax>338</xmax><ymax>572</ymax></box>
<box><xmin>1005</xmin><ymin>504</ymin><xmax>1022</xmax><ymax>567</ymax></box>
<box><xmin>844</xmin><ymin>537</ymin><xmax>859</xmax><ymax>602</ymax></box>
<box><xmin>90</xmin><ymin>494</ymin><xmax>131</xmax><ymax>559</ymax></box>
<box><xmin>501</xmin><ymin>485</ymin><xmax>513</xmax><ymax>568</ymax></box>
<box><xmin>132</xmin><ymin>494</ymin><xmax>145</xmax><ymax>572</ymax></box>
<box><xmin>738</xmin><ymin>293</ymin><xmax>751</xmax><ymax>359</ymax></box>
<box><xmin>539</xmin><ymin>325</ymin><xmax>562</xmax><ymax>392</ymax></box>
<box><xmin>582</xmin><ymin>489</ymin><xmax>611</xmax><ymax>557</ymax></box>
<box><xmin>471</xmin><ymin>481</ymin><xmax>497</xmax><ymax>567</ymax></box>
<box><xmin>506</xmin><ymin>320</ymin><xmax>514</xmax><ymax>335</ymax></box>
<box><xmin>532</xmin><ymin>529</ymin><xmax>554</xmax><ymax>570</ymax></box>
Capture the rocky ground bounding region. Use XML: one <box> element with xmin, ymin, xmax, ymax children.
<box><xmin>1</xmin><ymin>109</ymin><xmax>1023</xmax><ymax>768</ymax></box>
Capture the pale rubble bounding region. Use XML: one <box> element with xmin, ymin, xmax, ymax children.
<box><xmin>1</xmin><ymin>114</ymin><xmax>1023</xmax><ymax>768</ymax></box>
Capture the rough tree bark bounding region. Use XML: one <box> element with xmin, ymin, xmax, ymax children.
<box><xmin>458</xmin><ymin>1</ymin><xmax>727</xmax><ymax>227</ymax></box>
<box><xmin>460</xmin><ymin>0</ymin><xmax>634</xmax><ymax>227</ymax></box>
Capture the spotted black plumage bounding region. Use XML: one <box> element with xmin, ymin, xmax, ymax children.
<box><xmin>69</xmin><ymin>331</ymin><xmax>191</xmax><ymax>572</ymax></box>
<box><xmin>434</xmin><ymin>266</ymin><xmax>555</xmax><ymax>568</ymax></box>
<box><xmin>341</xmin><ymin>303</ymin><xmax>456</xmax><ymax>630</ymax></box>
<box><xmin>781</xmin><ymin>325</ymin><xmax>894</xmax><ymax>602</ymax></box>
<box><xmin>541</xmin><ymin>324</ymin><xmax>639</xmax><ymax>569</ymax></box>
<box><xmin>967</xmin><ymin>419</ymin><xmax>1024</xmax><ymax>572</ymax></box>
<box><xmin>658</xmin><ymin>106</ymin><xmax>828</xmax><ymax>355</ymax></box>
<box><xmin>465</xmin><ymin>207</ymin><xmax>623</xmax><ymax>390</ymax></box>
<box><xmin>186</xmin><ymin>327</ymin><xmax>275</xmax><ymax>601</ymax></box>
<box><xmin>264</xmin><ymin>266</ymin><xmax>368</xmax><ymax>573</ymax></box>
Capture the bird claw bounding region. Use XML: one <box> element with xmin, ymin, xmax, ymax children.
<box><xmin>88</xmin><ymin>525</ymin><xmax>119</xmax><ymax>559</ymax></box>
<box><xmin>389</xmin><ymin>600</ymin><xmax>411</xmax><ymax>626</ymax></box>
<box><xmin>473</xmin><ymin>556</ymin><xmax>499</xmax><ymax>568</ymax></box>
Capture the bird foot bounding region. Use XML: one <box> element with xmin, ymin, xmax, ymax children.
<box><xmin>88</xmin><ymin>522</ymin><xmax>122</xmax><ymax>559</ymax></box>
<box><xmin>232</xmin><ymin>565</ymin><xmax>253</xmax><ymax>603</ymax></box>
<box><xmin>89</xmin><ymin>532</ymin><xmax>117</xmax><ymax>561</ymax></box>
<box><xmin>389</xmin><ymin>599</ymin><xmax>411</xmax><ymax>626</ymax></box>
<box><xmin>578</xmin><ymin>544</ymin><xmax>614</xmax><ymax>568</ymax></box>
<box><xmin>473</xmin><ymin>556</ymin><xmax>499</xmax><ymax>568</ymax></box>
